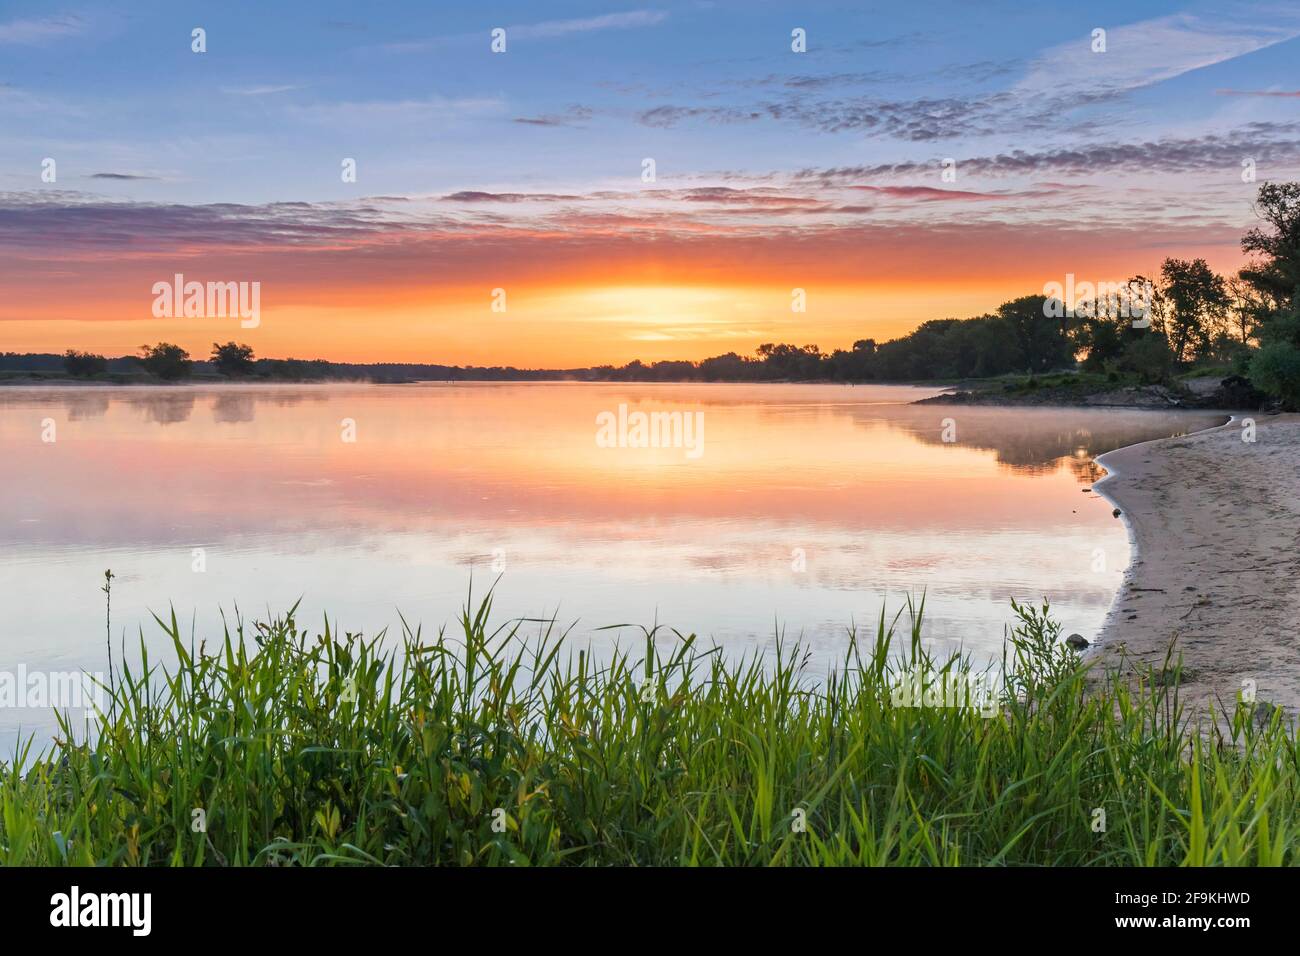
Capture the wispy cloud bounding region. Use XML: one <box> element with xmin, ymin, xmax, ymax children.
<box><xmin>614</xmin><ymin>8</ymin><xmax>1300</xmax><ymax>144</ymax></box>
<box><xmin>288</xmin><ymin>94</ymin><xmax>504</xmax><ymax>125</ymax></box>
<box><xmin>442</xmin><ymin>191</ymin><xmax>583</xmax><ymax>203</ymax></box>
<box><xmin>513</xmin><ymin>105</ymin><xmax>594</xmax><ymax>127</ymax></box>
<box><xmin>1216</xmin><ymin>88</ymin><xmax>1300</xmax><ymax>97</ymax></box>
<box><xmin>852</xmin><ymin>185</ymin><xmax>1022</xmax><ymax>202</ymax></box>
<box><xmin>793</xmin><ymin>123</ymin><xmax>1300</xmax><ymax>181</ymax></box>
<box><xmin>220</xmin><ymin>84</ymin><xmax>304</xmax><ymax>96</ymax></box>
<box><xmin>1016</xmin><ymin>11</ymin><xmax>1300</xmax><ymax>100</ymax></box>
<box><xmin>0</xmin><ymin>13</ymin><xmax>86</xmax><ymax>45</ymax></box>
<box><xmin>386</xmin><ymin>9</ymin><xmax>667</xmax><ymax>53</ymax></box>
<box><xmin>511</xmin><ymin>10</ymin><xmax>668</xmax><ymax>40</ymax></box>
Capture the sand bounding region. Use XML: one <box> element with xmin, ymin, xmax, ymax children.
<box><xmin>1091</xmin><ymin>412</ymin><xmax>1300</xmax><ymax>717</ymax></box>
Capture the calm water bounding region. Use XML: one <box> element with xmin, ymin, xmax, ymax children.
<box><xmin>0</xmin><ymin>382</ymin><xmax>1223</xmax><ymax>748</ymax></box>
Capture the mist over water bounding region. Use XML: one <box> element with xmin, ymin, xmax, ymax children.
<box><xmin>0</xmin><ymin>382</ymin><xmax>1225</xmax><ymax>749</ymax></box>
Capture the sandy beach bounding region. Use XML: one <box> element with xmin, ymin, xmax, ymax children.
<box><xmin>1093</xmin><ymin>413</ymin><xmax>1300</xmax><ymax>718</ymax></box>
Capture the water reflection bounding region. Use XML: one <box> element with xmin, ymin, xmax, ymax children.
<box><xmin>212</xmin><ymin>392</ymin><xmax>256</xmax><ymax>424</ymax></box>
<box><xmin>0</xmin><ymin>385</ymin><xmax>331</xmax><ymax>427</ymax></box>
<box><xmin>0</xmin><ymin>381</ymin><xmax>1225</xmax><ymax>748</ymax></box>
<box><xmin>0</xmin><ymin>385</ymin><xmax>1224</xmax><ymax>478</ymax></box>
<box><xmin>873</xmin><ymin>404</ymin><xmax>1222</xmax><ymax>477</ymax></box>
<box><xmin>61</xmin><ymin>391</ymin><xmax>110</xmax><ymax>422</ymax></box>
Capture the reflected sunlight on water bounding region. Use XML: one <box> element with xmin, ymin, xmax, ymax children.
<box><xmin>0</xmin><ymin>382</ymin><xmax>1225</xmax><ymax>746</ymax></box>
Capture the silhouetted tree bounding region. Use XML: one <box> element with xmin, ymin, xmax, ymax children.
<box><xmin>1156</xmin><ymin>258</ymin><xmax>1228</xmax><ymax>362</ymax></box>
<box><xmin>138</xmin><ymin>342</ymin><xmax>192</xmax><ymax>381</ymax></box>
<box><xmin>211</xmin><ymin>341</ymin><xmax>256</xmax><ymax>377</ymax></box>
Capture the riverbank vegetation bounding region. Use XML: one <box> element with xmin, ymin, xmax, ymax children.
<box><xmin>2</xmin><ymin>594</ymin><xmax>1296</xmax><ymax>866</ymax></box>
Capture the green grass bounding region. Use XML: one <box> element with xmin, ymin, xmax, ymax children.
<box><xmin>2</xmin><ymin>593</ymin><xmax>1297</xmax><ymax>866</ymax></box>
<box><xmin>996</xmin><ymin>371</ymin><xmax>1131</xmax><ymax>394</ymax></box>
<box><xmin>1175</xmin><ymin>363</ymin><xmax>1235</xmax><ymax>381</ymax></box>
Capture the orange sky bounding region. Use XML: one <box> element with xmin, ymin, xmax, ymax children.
<box><xmin>0</xmin><ymin>200</ymin><xmax>1250</xmax><ymax>366</ymax></box>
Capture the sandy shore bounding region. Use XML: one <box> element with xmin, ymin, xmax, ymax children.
<box><xmin>1092</xmin><ymin>413</ymin><xmax>1300</xmax><ymax>717</ymax></box>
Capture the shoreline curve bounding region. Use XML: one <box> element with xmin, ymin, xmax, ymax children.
<box><xmin>1086</xmin><ymin>411</ymin><xmax>1300</xmax><ymax>717</ymax></box>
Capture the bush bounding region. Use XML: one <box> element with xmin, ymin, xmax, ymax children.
<box><xmin>1117</xmin><ymin>333</ymin><xmax>1174</xmax><ymax>383</ymax></box>
<box><xmin>1249</xmin><ymin>341</ymin><xmax>1300</xmax><ymax>408</ymax></box>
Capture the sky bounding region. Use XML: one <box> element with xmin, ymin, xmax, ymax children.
<box><xmin>2</xmin><ymin>0</ymin><xmax>1300</xmax><ymax>366</ymax></box>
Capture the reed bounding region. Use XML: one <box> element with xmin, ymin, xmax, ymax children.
<box><xmin>2</xmin><ymin>592</ymin><xmax>1296</xmax><ymax>866</ymax></box>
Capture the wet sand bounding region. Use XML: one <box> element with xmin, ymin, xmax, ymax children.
<box><xmin>1092</xmin><ymin>413</ymin><xmax>1300</xmax><ymax>717</ymax></box>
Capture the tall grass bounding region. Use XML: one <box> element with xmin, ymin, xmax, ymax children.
<box><xmin>2</xmin><ymin>592</ymin><xmax>1297</xmax><ymax>866</ymax></box>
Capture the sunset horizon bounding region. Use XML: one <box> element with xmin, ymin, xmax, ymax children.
<box><xmin>5</xmin><ymin>1</ymin><xmax>1299</xmax><ymax>365</ymax></box>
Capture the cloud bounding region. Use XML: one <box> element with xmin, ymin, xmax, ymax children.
<box><xmin>512</xmin><ymin>10</ymin><xmax>668</xmax><ymax>39</ymax></box>
<box><xmin>618</xmin><ymin>9</ymin><xmax>1300</xmax><ymax>144</ymax></box>
<box><xmin>638</xmin><ymin>104</ymin><xmax>766</xmax><ymax>127</ymax></box>
<box><xmin>671</xmin><ymin>187</ymin><xmax>826</xmax><ymax>209</ymax></box>
<box><xmin>0</xmin><ymin>194</ymin><xmax>1247</xmax><ymax>317</ymax></box>
<box><xmin>442</xmin><ymin>191</ymin><xmax>582</xmax><ymax>203</ymax></box>
<box><xmin>289</xmin><ymin>94</ymin><xmax>504</xmax><ymax>125</ymax></box>
<box><xmin>635</xmin><ymin>92</ymin><xmax>1028</xmax><ymax>140</ymax></box>
<box><xmin>513</xmin><ymin>105</ymin><xmax>594</xmax><ymax>127</ymax></box>
<box><xmin>795</xmin><ymin>124</ymin><xmax>1300</xmax><ymax>181</ymax></box>
<box><xmin>220</xmin><ymin>85</ymin><xmax>304</xmax><ymax>96</ymax></box>
<box><xmin>88</xmin><ymin>173</ymin><xmax>159</xmax><ymax>181</ymax></box>
<box><xmin>0</xmin><ymin>14</ymin><xmax>86</xmax><ymax>44</ymax></box>
<box><xmin>386</xmin><ymin>9</ymin><xmax>667</xmax><ymax>53</ymax></box>
<box><xmin>1016</xmin><ymin>11</ymin><xmax>1300</xmax><ymax>100</ymax></box>
<box><xmin>0</xmin><ymin>194</ymin><xmax>410</xmax><ymax>252</ymax></box>
<box><xmin>1216</xmin><ymin>88</ymin><xmax>1300</xmax><ymax>97</ymax></box>
<box><xmin>851</xmin><ymin>186</ymin><xmax>1015</xmax><ymax>202</ymax></box>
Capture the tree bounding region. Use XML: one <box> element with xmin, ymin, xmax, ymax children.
<box><xmin>1069</xmin><ymin>275</ymin><xmax>1153</xmax><ymax>370</ymax></box>
<box><xmin>1239</xmin><ymin>183</ymin><xmax>1300</xmax><ymax>406</ymax></box>
<box><xmin>63</xmin><ymin>349</ymin><xmax>107</xmax><ymax>377</ymax></box>
<box><xmin>1154</xmin><ymin>258</ymin><xmax>1228</xmax><ymax>362</ymax></box>
<box><xmin>827</xmin><ymin>338</ymin><xmax>880</xmax><ymax>380</ymax></box>
<box><xmin>699</xmin><ymin>352</ymin><xmax>757</xmax><ymax>381</ymax></box>
<box><xmin>1240</xmin><ymin>181</ymin><xmax>1300</xmax><ymax>313</ymax></box>
<box><xmin>211</xmin><ymin>341</ymin><xmax>256</xmax><ymax>377</ymax></box>
<box><xmin>138</xmin><ymin>342</ymin><xmax>192</xmax><ymax>381</ymax></box>
<box><xmin>755</xmin><ymin>343</ymin><xmax>824</xmax><ymax>380</ymax></box>
<box><xmin>1225</xmin><ymin>275</ymin><xmax>1264</xmax><ymax>345</ymax></box>
<box><xmin>996</xmin><ymin>295</ymin><xmax>1074</xmax><ymax>372</ymax></box>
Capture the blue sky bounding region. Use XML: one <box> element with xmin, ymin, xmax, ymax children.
<box><xmin>2</xmin><ymin>1</ymin><xmax>1300</xmax><ymax>362</ymax></box>
<box><xmin>5</xmin><ymin>0</ymin><xmax>1299</xmax><ymax>203</ymax></box>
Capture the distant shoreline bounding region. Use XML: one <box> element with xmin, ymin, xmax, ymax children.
<box><xmin>0</xmin><ymin>371</ymin><xmax>1269</xmax><ymax>412</ymax></box>
<box><xmin>0</xmin><ymin>373</ymin><xmax>950</xmax><ymax>389</ymax></box>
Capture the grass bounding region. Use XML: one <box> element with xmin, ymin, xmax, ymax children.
<box><xmin>2</xmin><ymin>591</ymin><xmax>1297</xmax><ymax>866</ymax></box>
